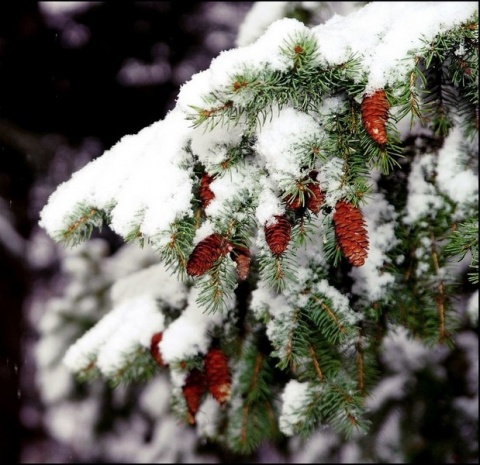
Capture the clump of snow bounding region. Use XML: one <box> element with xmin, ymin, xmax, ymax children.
<box><xmin>159</xmin><ymin>287</ymin><xmax>226</xmax><ymax>365</ymax></box>
<box><xmin>312</xmin><ymin>2</ymin><xmax>478</xmax><ymax>92</ymax></box>
<box><xmin>110</xmin><ymin>262</ymin><xmax>187</xmax><ymax>310</ymax></box>
<box><xmin>350</xmin><ymin>192</ymin><xmax>398</xmax><ymax>302</ymax></box>
<box><xmin>63</xmin><ymin>295</ymin><xmax>164</xmax><ymax>376</ymax></box>
<box><xmin>403</xmin><ymin>153</ymin><xmax>444</xmax><ymax>225</ymax></box>
<box><xmin>279</xmin><ymin>379</ymin><xmax>311</xmax><ymax>436</ymax></box>
<box><xmin>39</xmin><ymin>108</ymin><xmax>195</xmax><ymax>243</ymax></box>
<box><xmin>254</xmin><ymin>106</ymin><xmax>322</xmax><ymax>186</ymax></box>
<box><xmin>436</xmin><ymin>127</ymin><xmax>479</xmax><ymax>218</ymax></box>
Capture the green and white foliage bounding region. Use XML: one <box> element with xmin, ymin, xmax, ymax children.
<box><xmin>37</xmin><ymin>2</ymin><xmax>478</xmax><ymax>458</ymax></box>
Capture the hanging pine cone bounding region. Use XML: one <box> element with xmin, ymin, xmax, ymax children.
<box><xmin>182</xmin><ymin>368</ymin><xmax>207</xmax><ymax>425</ymax></box>
<box><xmin>199</xmin><ymin>173</ymin><xmax>215</xmax><ymax>209</ymax></box>
<box><xmin>333</xmin><ymin>200</ymin><xmax>369</xmax><ymax>267</ymax></box>
<box><xmin>203</xmin><ymin>348</ymin><xmax>231</xmax><ymax>405</ymax></box>
<box><xmin>361</xmin><ymin>89</ymin><xmax>389</xmax><ymax>145</ymax></box>
<box><xmin>306</xmin><ymin>171</ymin><xmax>324</xmax><ymax>214</ymax></box>
<box><xmin>149</xmin><ymin>332</ymin><xmax>167</xmax><ymax>368</ymax></box>
<box><xmin>284</xmin><ymin>191</ymin><xmax>304</xmax><ymax>210</ymax></box>
<box><xmin>230</xmin><ymin>245</ymin><xmax>251</xmax><ymax>281</ymax></box>
<box><xmin>186</xmin><ymin>233</ymin><xmax>233</xmax><ymax>277</ymax></box>
<box><xmin>264</xmin><ymin>215</ymin><xmax>291</xmax><ymax>256</ymax></box>
<box><xmin>306</xmin><ymin>182</ymin><xmax>324</xmax><ymax>214</ymax></box>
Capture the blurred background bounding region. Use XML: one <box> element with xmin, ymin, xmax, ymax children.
<box><xmin>0</xmin><ymin>2</ymin><xmax>253</xmax><ymax>462</ymax></box>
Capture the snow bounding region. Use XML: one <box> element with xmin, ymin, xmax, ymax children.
<box><xmin>39</xmin><ymin>1</ymin><xmax>477</xmax><ymax>246</ymax></box>
<box><xmin>110</xmin><ymin>262</ymin><xmax>187</xmax><ymax>310</ymax></box>
<box><xmin>350</xmin><ymin>190</ymin><xmax>398</xmax><ymax>302</ymax></box>
<box><xmin>403</xmin><ymin>153</ymin><xmax>444</xmax><ymax>224</ymax></box>
<box><xmin>466</xmin><ymin>290</ymin><xmax>479</xmax><ymax>326</ymax></box>
<box><xmin>254</xmin><ymin>106</ymin><xmax>322</xmax><ymax>185</ymax></box>
<box><xmin>39</xmin><ymin>108</ymin><xmax>195</xmax><ymax>242</ymax></box>
<box><xmin>159</xmin><ymin>287</ymin><xmax>225</xmax><ymax>365</ymax></box>
<box><xmin>436</xmin><ymin>127</ymin><xmax>479</xmax><ymax>217</ymax></box>
<box><xmin>63</xmin><ymin>295</ymin><xmax>164</xmax><ymax>376</ymax></box>
<box><xmin>236</xmin><ymin>2</ymin><xmax>293</xmax><ymax>47</ymax></box>
<box><xmin>312</xmin><ymin>1</ymin><xmax>478</xmax><ymax>92</ymax></box>
<box><xmin>279</xmin><ymin>379</ymin><xmax>311</xmax><ymax>436</ymax></box>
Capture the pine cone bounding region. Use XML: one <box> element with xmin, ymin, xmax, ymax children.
<box><xmin>306</xmin><ymin>171</ymin><xmax>324</xmax><ymax>214</ymax></box>
<box><xmin>361</xmin><ymin>89</ymin><xmax>389</xmax><ymax>145</ymax></box>
<box><xmin>199</xmin><ymin>173</ymin><xmax>215</xmax><ymax>209</ymax></box>
<box><xmin>230</xmin><ymin>245</ymin><xmax>251</xmax><ymax>281</ymax></box>
<box><xmin>333</xmin><ymin>200</ymin><xmax>369</xmax><ymax>267</ymax></box>
<box><xmin>150</xmin><ymin>332</ymin><xmax>166</xmax><ymax>368</ymax></box>
<box><xmin>264</xmin><ymin>215</ymin><xmax>291</xmax><ymax>256</ymax></box>
<box><xmin>284</xmin><ymin>192</ymin><xmax>304</xmax><ymax>210</ymax></box>
<box><xmin>186</xmin><ymin>233</ymin><xmax>232</xmax><ymax>277</ymax></box>
<box><xmin>306</xmin><ymin>182</ymin><xmax>324</xmax><ymax>214</ymax></box>
<box><xmin>182</xmin><ymin>368</ymin><xmax>207</xmax><ymax>425</ymax></box>
<box><xmin>204</xmin><ymin>348</ymin><xmax>231</xmax><ymax>405</ymax></box>
<box><xmin>284</xmin><ymin>171</ymin><xmax>324</xmax><ymax>214</ymax></box>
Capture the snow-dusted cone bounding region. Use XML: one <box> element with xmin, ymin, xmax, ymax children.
<box><xmin>150</xmin><ymin>332</ymin><xmax>166</xmax><ymax>368</ymax></box>
<box><xmin>361</xmin><ymin>89</ymin><xmax>389</xmax><ymax>145</ymax></box>
<box><xmin>186</xmin><ymin>233</ymin><xmax>232</xmax><ymax>277</ymax></box>
<box><xmin>264</xmin><ymin>215</ymin><xmax>291</xmax><ymax>256</ymax></box>
<box><xmin>230</xmin><ymin>245</ymin><xmax>251</xmax><ymax>281</ymax></box>
<box><xmin>333</xmin><ymin>200</ymin><xmax>369</xmax><ymax>267</ymax></box>
<box><xmin>199</xmin><ymin>173</ymin><xmax>215</xmax><ymax>209</ymax></box>
<box><xmin>204</xmin><ymin>348</ymin><xmax>231</xmax><ymax>405</ymax></box>
<box><xmin>182</xmin><ymin>368</ymin><xmax>207</xmax><ymax>425</ymax></box>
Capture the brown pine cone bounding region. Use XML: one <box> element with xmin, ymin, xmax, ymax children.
<box><xmin>361</xmin><ymin>89</ymin><xmax>389</xmax><ymax>146</ymax></box>
<box><xmin>186</xmin><ymin>233</ymin><xmax>233</xmax><ymax>277</ymax></box>
<box><xmin>332</xmin><ymin>200</ymin><xmax>369</xmax><ymax>267</ymax></box>
<box><xmin>204</xmin><ymin>348</ymin><xmax>231</xmax><ymax>405</ymax></box>
<box><xmin>306</xmin><ymin>182</ymin><xmax>324</xmax><ymax>214</ymax></box>
<box><xmin>230</xmin><ymin>245</ymin><xmax>251</xmax><ymax>281</ymax></box>
<box><xmin>306</xmin><ymin>172</ymin><xmax>324</xmax><ymax>214</ymax></box>
<box><xmin>150</xmin><ymin>332</ymin><xmax>167</xmax><ymax>368</ymax></box>
<box><xmin>284</xmin><ymin>192</ymin><xmax>304</xmax><ymax>210</ymax></box>
<box><xmin>182</xmin><ymin>368</ymin><xmax>207</xmax><ymax>425</ymax></box>
<box><xmin>264</xmin><ymin>215</ymin><xmax>291</xmax><ymax>256</ymax></box>
<box><xmin>199</xmin><ymin>173</ymin><xmax>215</xmax><ymax>209</ymax></box>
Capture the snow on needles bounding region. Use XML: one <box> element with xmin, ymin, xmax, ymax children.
<box><xmin>313</xmin><ymin>1</ymin><xmax>478</xmax><ymax>92</ymax></box>
<box><xmin>39</xmin><ymin>2</ymin><xmax>477</xmax><ymax>244</ymax></box>
<box><xmin>39</xmin><ymin>1</ymin><xmax>478</xmax><ymax>379</ymax></box>
<box><xmin>39</xmin><ymin>108</ymin><xmax>194</xmax><ymax>242</ymax></box>
<box><xmin>279</xmin><ymin>379</ymin><xmax>311</xmax><ymax>436</ymax></box>
<box><xmin>63</xmin><ymin>294</ymin><xmax>164</xmax><ymax>376</ymax></box>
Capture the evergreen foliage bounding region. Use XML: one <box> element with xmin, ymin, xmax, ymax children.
<box><xmin>37</xmin><ymin>2</ymin><xmax>478</xmax><ymax>460</ymax></box>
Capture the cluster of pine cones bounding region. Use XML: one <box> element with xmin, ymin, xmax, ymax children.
<box><xmin>150</xmin><ymin>333</ymin><xmax>231</xmax><ymax>425</ymax></box>
<box><xmin>184</xmin><ymin>88</ymin><xmax>389</xmax><ymax>279</ymax></box>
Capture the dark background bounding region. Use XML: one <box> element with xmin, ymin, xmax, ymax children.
<box><xmin>0</xmin><ymin>2</ymin><xmax>252</xmax><ymax>462</ymax></box>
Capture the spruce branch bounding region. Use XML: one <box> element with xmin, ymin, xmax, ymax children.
<box><xmin>226</xmin><ymin>332</ymin><xmax>280</xmax><ymax>454</ymax></box>
<box><xmin>445</xmin><ymin>217</ymin><xmax>479</xmax><ymax>284</ymax></box>
<box><xmin>154</xmin><ymin>215</ymin><xmax>196</xmax><ymax>280</ymax></box>
<box><xmin>55</xmin><ymin>206</ymin><xmax>108</xmax><ymax>247</ymax></box>
<box><xmin>108</xmin><ymin>346</ymin><xmax>158</xmax><ymax>388</ymax></box>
